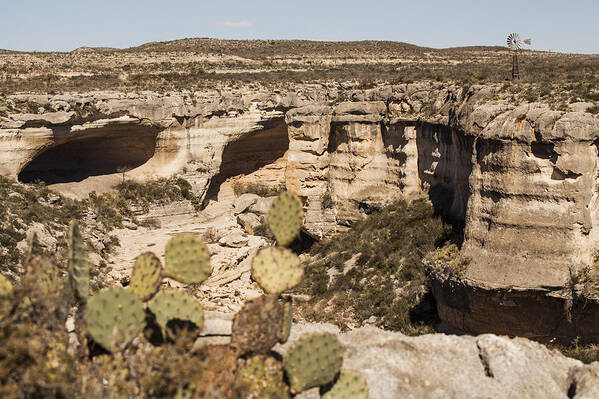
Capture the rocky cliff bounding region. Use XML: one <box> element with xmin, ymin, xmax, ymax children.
<box><xmin>2</xmin><ymin>82</ymin><xmax>599</xmax><ymax>342</ymax></box>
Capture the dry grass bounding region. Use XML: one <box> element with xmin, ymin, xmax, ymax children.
<box><xmin>0</xmin><ymin>39</ymin><xmax>597</xmax><ymax>97</ymax></box>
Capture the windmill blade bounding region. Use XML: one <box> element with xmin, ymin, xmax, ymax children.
<box><xmin>507</xmin><ymin>33</ymin><xmax>522</xmax><ymax>50</ymax></box>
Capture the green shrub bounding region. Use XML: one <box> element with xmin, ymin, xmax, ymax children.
<box><xmin>232</xmin><ymin>181</ymin><xmax>285</xmax><ymax>197</ymax></box>
<box><xmin>587</xmin><ymin>105</ymin><xmax>599</xmax><ymax>115</ymax></box>
<box><xmin>321</xmin><ymin>191</ymin><xmax>333</xmax><ymax>209</ymax></box>
<box><xmin>295</xmin><ymin>199</ymin><xmax>451</xmax><ymax>334</ymax></box>
<box><xmin>425</xmin><ymin>244</ymin><xmax>470</xmax><ymax>277</ymax></box>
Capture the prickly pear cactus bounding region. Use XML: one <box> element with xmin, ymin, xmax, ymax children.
<box><xmin>231</xmin><ymin>294</ymin><xmax>284</xmax><ymax>355</ymax></box>
<box><xmin>67</xmin><ymin>220</ymin><xmax>90</xmax><ymax>302</ymax></box>
<box><xmin>192</xmin><ymin>345</ymin><xmax>237</xmax><ymax>398</ymax></box>
<box><xmin>130</xmin><ymin>252</ymin><xmax>162</xmax><ymax>301</ymax></box>
<box><xmin>84</xmin><ymin>286</ymin><xmax>145</xmax><ymax>352</ymax></box>
<box><xmin>251</xmin><ymin>247</ymin><xmax>303</xmax><ymax>294</ymax></box>
<box><xmin>234</xmin><ymin>355</ymin><xmax>290</xmax><ymax>399</ymax></box>
<box><xmin>279</xmin><ymin>297</ymin><xmax>293</xmax><ymax>344</ymax></box>
<box><xmin>267</xmin><ymin>191</ymin><xmax>304</xmax><ymax>247</ymax></box>
<box><xmin>147</xmin><ymin>290</ymin><xmax>204</xmax><ymax>336</ymax></box>
<box><xmin>0</xmin><ymin>274</ymin><xmax>12</xmax><ymax>295</ymax></box>
<box><xmin>0</xmin><ymin>274</ymin><xmax>13</xmax><ymax>321</ymax></box>
<box><xmin>174</xmin><ymin>386</ymin><xmax>194</xmax><ymax>399</ymax></box>
<box><xmin>23</xmin><ymin>231</ymin><xmax>42</xmax><ymax>264</ymax></box>
<box><xmin>322</xmin><ymin>370</ymin><xmax>369</xmax><ymax>399</ymax></box>
<box><xmin>283</xmin><ymin>332</ymin><xmax>344</xmax><ymax>393</ymax></box>
<box><xmin>164</xmin><ymin>234</ymin><xmax>211</xmax><ymax>284</ymax></box>
<box><xmin>25</xmin><ymin>255</ymin><xmax>64</xmax><ymax>303</ymax></box>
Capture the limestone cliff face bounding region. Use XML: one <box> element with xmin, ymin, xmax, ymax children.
<box><xmin>0</xmin><ymin>89</ymin><xmax>322</xmax><ymax>198</ymax></box>
<box><xmin>2</xmin><ymin>82</ymin><xmax>599</xmax><ymax>341</ymax></box>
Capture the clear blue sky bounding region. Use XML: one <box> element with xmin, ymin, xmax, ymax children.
<box><xmin>2</xmin><ymin>0</ymin><xmax>598</xmax><ymax>54</ymax></box>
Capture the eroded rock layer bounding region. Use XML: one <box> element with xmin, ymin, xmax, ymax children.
<box><xmin>2</xmin><ymin>83</ymin><xmax>599</xmax><ymax>341</ymax></box>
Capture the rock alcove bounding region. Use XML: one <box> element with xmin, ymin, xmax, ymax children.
<box><xmin>18</xmin><ymin>124</ymin><xmax>160</xmax><ymax>186</ymax></box>
<box><xmin>204</xmin><ymin>118</ymin><xmax>289</xmax><ymax>201</ymax></box>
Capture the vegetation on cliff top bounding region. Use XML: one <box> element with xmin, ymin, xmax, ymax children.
<box><xmin>0</xmin><ymin>39</ymin><xmax>597</xmax><ymax>98</ymax></box>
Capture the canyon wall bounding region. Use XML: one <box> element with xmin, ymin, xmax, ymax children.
<box><xmin>2</xmin><ymin>83</ymin><xmax>599</xmax><ymax>341</ymax></box>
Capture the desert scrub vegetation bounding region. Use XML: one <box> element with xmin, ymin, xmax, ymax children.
<box><xmin>587</xmin><ymin>105</ymin><xmax>599</xmax><ymax>115</ymax></box>
<box><xmin>0</xmin><ymin>191</ymin><xmax>367</xmax><ymax>398</ymax></box>
<box><xmin>0</xmin><ymin>176</ymin><xmax>86</xmax><ymax>272</ymax></box>
<box><xmin>294</xmin><ymin>199</ymin><xmax>451</xmax><ymax>334</ymax></box>
<box><xmin>424</xmin><ymin>243</ymin><xmax>470</xmax><ymax>277</ymax></box>
<box><xmin>321</xmin><ymin>190</ymin><xmax>333</xmax><ymax>209</ymax></box>
<box><xmin>0</xmin><ymin>251</ymin><xmax>242</xmax><ymax>398</ymax></box>
<box><xmin>232</xmin><ymin>181</ymin><xmax>285</xmax><ymax>197</ymax></box>
<box><xmin>84</xmin><ymin>177</ymin><xmax>201</xmax><ymax>230</ymax></box>
<box><xmin>115</xmin><ymin>177</ymin><xmax>201</xmax><ymax>212</ymax></box>
<box><xmin>2</xmin><ymin>39</ymin><xmax>597</xmax><ymax>96</ymax></box>
<box><xmin>568</xmin><ymin>262</ymin><xmax>599</xmax><ymax>301</ymax></box>
<box><xmin>558</xmin><ymin>341</ymin><xmax>599</xmax><ymax>364</ymax></box>
<box><xmin>0</xmin><ymin>176</ymin><xmax>200</xmax><ymax>278</ymax></box>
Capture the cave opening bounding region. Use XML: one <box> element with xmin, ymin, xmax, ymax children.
<box><xmin>18</xmin><ymin>125</ymin><xmax>160</xmax><ymax>185</ymax></box>
<box><xmin>205</xmin><ymin>119</ymin><xmax>289</xmax><ymax>202</ymax></box>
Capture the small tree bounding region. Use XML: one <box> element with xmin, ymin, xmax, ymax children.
<box><xmin>116</xmin><ymin>165</ymin><xmax>133</xmax><ymax>184</ymax></box>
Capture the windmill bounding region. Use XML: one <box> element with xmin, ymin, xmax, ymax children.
<box><xmin>507</xmin><ymin>33</ymin><xmax>531</xmax><ymax>80</ymax></box>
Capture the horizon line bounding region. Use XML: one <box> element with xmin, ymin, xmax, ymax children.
<box><xmin>0</xmin><ymin>37</ymin><xmax>597</xmax><ymax>56</ymax></box>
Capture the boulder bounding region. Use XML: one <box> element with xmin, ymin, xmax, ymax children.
<box><xmin>570</xmin><ymin>363</ymin><xmax>599</xmax><ymax>399</ymax></box>
<box><xmin>233</xmin><ymin>193</ymin><xmax>260</xmax><ymax>215</ymax></box>
<box><xmin>276</xmin><ymin>323</ymin><xmax>596</xmax><ymax>399</ymax></box>
<box><xmin>17</xmin><ymin>222</ymin><xmax>58</xmax><ymax>254</ymax></box>
<box><xmin>237</xmin><ymin>213</ymin><xmax>262</xmax><ymax>235</ymax></box>
<box><xmin>219</xmin><ymin>231</ymin><xmax>249</xmax><ymax>248</ymax></box>
<box><xmin>248</xmin><ymin>196</ymin><xmax>277</xmax><ymax>215</ymax></box>
<box><xmin>200</xmin><ymin>311</ymin><xmax>234</xmax><ymax>336</ymax></box>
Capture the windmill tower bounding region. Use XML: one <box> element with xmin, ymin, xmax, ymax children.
<box><xmin>507</xmin><ymin>33</ymin><xmax>531</xmax><ymax>80</ymax></box>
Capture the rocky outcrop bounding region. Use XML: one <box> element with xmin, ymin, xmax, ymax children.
<box><xmin>282</xmin><ymin>88</ymin><xmax>599</xmax><ymax>343</ymax></box>
<box><xmin>0</xmin><ymin>88</ymin><xmax>328</xmax><ymax>199</ymax></box>
<box><xmin>2</xmin><ymin>82</ymin><xmax>599</xmax><ymax>341</ymax></box>
<box><xmin>275</xmin><ymin>323</ymin><xmax>599</xmax><ymax>399</ymax></box>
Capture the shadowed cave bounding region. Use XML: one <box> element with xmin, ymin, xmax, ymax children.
<box><xmin>415</xmin><ymin>123</ymin><xmax>473</xmax><ymax>245</ymax></box>
<box><xmin>18</xmin><ymin>125</ymin><xmax>160</xmax><ymax>185</ymax></box>
<box><xmin>205</xmin><ymin>119</ymin><xmax>289</xmax><ymax>201</ymax></box>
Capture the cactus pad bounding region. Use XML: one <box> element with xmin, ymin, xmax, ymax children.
<box><xmin>234</xmin><ymin>355</ymin><xmax>290</xmax><ymax>399</ymax></box>
<box><xmin>24</xmin><ymin>231</ymin><xmax>42</xmax><ymax>264</ymax></box>
<box><xmin>251</xmin><ymin>247</ymin><xmax>303</xmax><ymax>294</ymax></box>
<box><xmin>84</xmin><ymin>286</ymin><xmax>145</xmax><ymax>352</ymax></box>
<box><xmin>147</xmin><ymin>290</ymin><xmax>204</xmax><ymax>336</ymax></box>
<box><xmin>284</xmin><ymin>332</ymin><xmax>344</xmax><ymax>393</ymax></box>
<box><xmin>192</xmin><ymin>345</ymin><xmax>237</xmax><ymax>398</ymax></box>
<box><xmin>280</xmin><ymin>297</ymin><xmax>293</xmax><ymax>344</ymax></box>
<box><xmin>164</xmin><ymin>234</ymin><xmax>211</xmax><ymax>284</ymax></box>
<box><xmin>267</xmin><ymin>191</ymin><xmax>304</xmax><ymax>247</ymax></box>
<box><xmin>0</xmin><ymin>274</ymin><xmax>13</xmax><ymax>321</ymax></box>
<box><xmin>130</xmin><ymin>252</ymin><xmax>162</xmax><ymax>301</ymax></box>
<box><xmin>0</xmin><ymin>274</ymin><xmax>12</xmax><ymax>296</ymax></box>
<box><xmin>322</xmin><ymin>370</ymin><xmax>369</xmax><ymax>399</ymax></box>
<box><xmin>231</xmin><ymin>294</ymin><xmax>284</xmax><ymax>355</ymax></box>
<box><xmin>24</xmin><ymin>255</ymin><xmax>64</xmax><ymax>302</ymax></box>
<box><xmin>67</xmin><ymin>221</ymin><xmax>90</xmax><ymax>302</ymax></box>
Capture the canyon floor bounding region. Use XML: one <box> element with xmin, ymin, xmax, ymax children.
<box><xmin>108</xmin><ymin>181</ymin><xmax>267</xmax><ymax>313</ymax></box>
